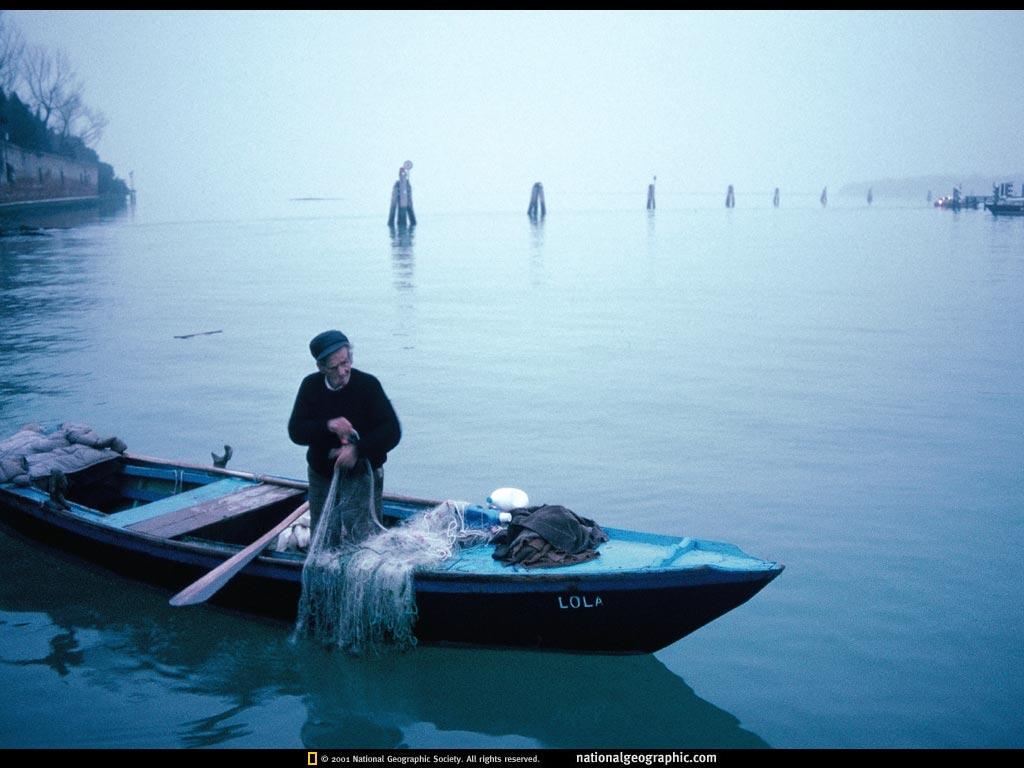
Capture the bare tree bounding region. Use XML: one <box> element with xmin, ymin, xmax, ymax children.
<box><xmin>22</xmin><ymin>45</ymin><xmax>79</xmax><ymax>131</ymax></box>
<box><xmin>0</xmin><ymin>11</ymin><xmax>26</xmax><ymax>94</ymax></box>
<box><xmin>6</xmin><ymin>31</ymin><xmax>106</xmax><ymax>150</ymax></box>
<box><xmin>77</xmin><ymin>105</ymin><xmax>106</xmax><ymax>147</ymax></box>
<box><xmin>56</xmin><ymin>91</ymin><xmax>107</xmax><ymax>147</ymax></box>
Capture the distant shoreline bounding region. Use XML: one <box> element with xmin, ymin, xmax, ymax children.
<box><xmin>0</xmin><ymin>195</ymin><xmax>103</xmax><ymax>213</ymax></box>
<box><xmin>841</xmin><ymin>172</ymin><xmax>1024</xmax><ymax>198</ymax></box>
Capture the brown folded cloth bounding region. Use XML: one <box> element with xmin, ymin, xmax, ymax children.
<box><xmin>491</xmin><ymin>504</ymin><xmax>608</xmax><ymax>569</ymax></box>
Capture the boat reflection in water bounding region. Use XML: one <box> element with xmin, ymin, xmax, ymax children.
<box><xmin>0</xmin><ymin>529</ymin><xmax>769</xmax><ymax>749</ymax></box>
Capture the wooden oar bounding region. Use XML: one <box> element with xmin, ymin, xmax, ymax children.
<box><xmin>169</xmin><ymin>500</ymin><xmax>310</xmax><ymax>607</ymax></box>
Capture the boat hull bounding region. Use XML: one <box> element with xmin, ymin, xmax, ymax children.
<box><xmin>986</xmin><ymin>202</ymin><xmax>1024</xmax><ymax>216</ymax></box>
<box><xmin>0</xmin><ymin>459</ymin><xmax>782</xmax><ymax>654</ymax></box>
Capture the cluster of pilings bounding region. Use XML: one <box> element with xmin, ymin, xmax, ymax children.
<box><xmin>726</xmin><ymin>185</ymin><xmax>829</xmax><ymax>208</ymax></box>
<box><xmin>387</xmin><ymin>161</ymin><xmax>417</xmax><ymax>228</ymax></box>
<box><xmin>528</xmin><ymin>182</ymin><xmax>546</xmax><ymax>220</ymax></box>
<box><xmin>384</xmin><ymin>165</ymin><xmax>862</xmax><ymax>223</ymax></box>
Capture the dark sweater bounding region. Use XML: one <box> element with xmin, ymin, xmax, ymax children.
<box><xmin>287</xmin><ymin>369</ymin><xmax>401</xmax><ymax>478</ymax></box>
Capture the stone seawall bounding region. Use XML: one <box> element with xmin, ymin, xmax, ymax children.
<box><xmin>0</xmin><ymin>141</ymin><xmax>99</xmax><ymax>205</ymax></box>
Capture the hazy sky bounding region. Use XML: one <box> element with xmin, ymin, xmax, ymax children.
<box><xmin>8</xmin><ymin>10</ymin><xmax>1024</xmax><ymax>219</ymax></box>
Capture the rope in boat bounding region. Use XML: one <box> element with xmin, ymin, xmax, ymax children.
<box><xmin>364</xmin><ymin>459</ymin><xmax>387</xmax><ymax>534</ymax></box>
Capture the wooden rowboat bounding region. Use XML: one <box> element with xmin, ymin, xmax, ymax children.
<box><xmin>0</xmin><ymin>452</ymin><xmax>783</xmax><ymax>654</ymax></box>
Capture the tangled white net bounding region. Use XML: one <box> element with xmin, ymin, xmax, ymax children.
<box><xmin>293</xmin><ymin>463</ymin><xmax>489</xmax><ymax>654</ymax></box>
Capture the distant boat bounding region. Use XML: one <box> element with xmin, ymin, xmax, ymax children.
<box><xmin>935</xmin><ymin>186</ymin><xmax>966</xmax><ymax>211</ymax></box>
<box><xmin>986</xmin><ymin>182</ymin><xmax>1024</xmax><ymax>216</ymax></box>
<box><xmin>985</xmin><ymin>197</ymin><xmax>1024</xmax><ymax>216</ymax></box>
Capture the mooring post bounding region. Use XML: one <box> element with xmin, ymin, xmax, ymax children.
<box><xmin>820</xmin><ymin>186</ymin><xmax>828</xmax><ymax>207</ymax></box>
<box><xmin>646</xmin><ymin>176</ymin><xmax>656</xmax><ymax>210</ymax></box>
<box><xmin>725</xmin><ymin>185</ymin><xmax>735</xmax><ymax>208</ymax></box>
<box><xmin>867</xmin><ymin>187</ymin><xmax>873</xmax><ymax>205</ymax></box>
<box><xmin>773</xmin><ymin>187</ymin><xmax>780</xmax><ymax>208</ymax></box>
<box><xmin>388</xmin><ymin>161</ymin><xmax>416</xmax><ymax>227</ymax></box>
<box><xmin>388</xmin><ymin>185</ymin><xmax>398</xmax><ymax>227</ymax></box>
<box><xmin>528</xmin><ymin>182</ymin><xmax>546</xmax><ymax>220</ymax></box>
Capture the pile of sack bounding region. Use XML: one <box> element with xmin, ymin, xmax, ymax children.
<box><xmin>0</xmin><ymin>422</ymin><xmax>127</xmax><ymax>486</ymax></box>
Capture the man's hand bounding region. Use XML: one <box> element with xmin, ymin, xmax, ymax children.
<box><xmin>331</xmin><ymin>443</ymin><xmax>359</xmax><ymax>470</ymax></box>
<box><xmin>327</xmin><ymin>417</ymin><xmax>355</xmax><ymax>440</ymax></box>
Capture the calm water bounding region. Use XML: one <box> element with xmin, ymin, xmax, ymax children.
<box><xmin>1</xmin><ymin>199</ymin><xmax>1022</xmax><ymax>748</ymax></box>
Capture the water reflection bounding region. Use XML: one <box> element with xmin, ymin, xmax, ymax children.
<box><xmin>528</xmin><ymin>216</ymin><xmax>545</xmax><ymax>288</ymax></box>
<box><xmin>2</xmin><ymin>623</ymin><xmax>84</xmax><ymax>678</ymax></box>
<box><xmin>0</xmin><ymin>530</ymin><xmax>768</xmax><ymax>748</ymax></box>
<box><xmin>388</xmin><ymin>224</ymin><xmax>417</xmax><ymax>349</ymax></box>
<box><xmin>297</xmin><ymin>644</ymin><xmax>769</xmax><ymax>748</ymax></box>
<box><xmin>0</xmin><ymin>198</ymin><xmax>129</xmax><ymax>232</ymax></box>
<box><xmin>389</xmin><ymin>224</ymin><xmax>415</xmax><ymax>293</ymax></box>
<box><xmin>0</xmin><ymin>232</ymin><xmax>100</xmax><ymax>416</ymax></box>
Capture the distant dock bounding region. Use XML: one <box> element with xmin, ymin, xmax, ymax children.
<box><xmin>934</xmin><ymin>194</ymin><xmax>990</xmax><ymax>211</ymax></box>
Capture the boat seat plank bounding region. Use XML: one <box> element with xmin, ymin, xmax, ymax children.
<box><xmin>101</xmin><ymin>478</ymin><xmax>251</xmax><ymax>529</ymax></box>
<box><xmin>126</xmin><ymin>482</ymin><xmax>303</xmax><ymax>539</ymax></box>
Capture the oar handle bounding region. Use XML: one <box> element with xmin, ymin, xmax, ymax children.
<box><xmin>169</xmin><ymin>500</ymin><xmax>310</xmax><ymax>607</ymax></box>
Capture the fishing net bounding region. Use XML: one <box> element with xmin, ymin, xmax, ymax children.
<box><xmin>293</xmin><ymin>462</ymin><xmax>489</xmax><ymax>654</ymax></box>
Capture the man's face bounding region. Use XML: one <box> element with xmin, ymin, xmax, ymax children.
<box><xmin>319</xmin><ymin>346</ymin><xmax>352</xmax><ymax>389</ymax></box>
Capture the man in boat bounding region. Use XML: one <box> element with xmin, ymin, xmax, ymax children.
<box><xmin>288</xmin><ymin>330</ymin><xmax>401</xmax><ymax>540</ymax></box>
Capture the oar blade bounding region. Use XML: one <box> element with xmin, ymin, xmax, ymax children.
<box><xmin>168</xmin><ymin>500</ymin><xmax>309</xmax><ymax>607</ymax></box>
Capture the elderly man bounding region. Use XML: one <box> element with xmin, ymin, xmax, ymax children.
<box><xmin>288</xmin><ymin>330</ymin><xmax>401</xmax><ymax>539</ymax></box>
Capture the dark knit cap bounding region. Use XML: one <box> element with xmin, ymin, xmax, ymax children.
<box><xmin>309</xmin><ymin>330</ymin><xmax>350</xmax><ymax>362</ymax></box>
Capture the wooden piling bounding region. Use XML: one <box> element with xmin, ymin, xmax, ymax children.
<box><xmin>528</xmin><ymin>182</ymin><xmax>546</xmax><ymax>220</ymax></box>
<box><xmin>387</xmin><ymin>161</ymin><xmax>416</xmax><ymax>227</ymax></box>
<box><xmin>646</xmin><ymin>176</ymin><xmax>656</xmax><ymax>210</ymax></box>
<box><xmin>773</xmin><ymin>188</ymin><xmax>780</xmax><ymax>208</ymax></box>
<box><xmin>725</xmin><ymin>185</ymin><xmax>735</xmax><ymax>208</ymax></box>
<box><xmin>820</xmin><ymin>186</ymin><xmax>828</xmax><ymax>207</ymax></box>
<box><xmin>867</xmin><ymin>187</ymin><xmax>873</xmax><ymax>205</ymax></box>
